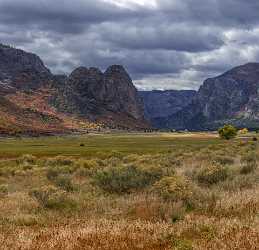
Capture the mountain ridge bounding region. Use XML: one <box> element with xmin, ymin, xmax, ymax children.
<box><xmin>161</xmin><ymin>62</ymin><xmax>259</xmax><ymax>130</ymax></box>
<box><xmin>0</xmin><ymin>44</ymin><xmax>149</xmax><ymax>135</ymax></box>
<box><xmin>139</xmin><ymin>90</ymin><xmax>196</xmax><ymax>128</ymax></box>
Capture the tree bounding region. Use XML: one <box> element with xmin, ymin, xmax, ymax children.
<box><xmin>239</xmin><ymin>128</ymin><xmax>248</xmax><ymax>134</ymax></box>
<box><xmin>218</xmin><ymin>124</ymin><xmax>237</xmax><ymax>140</ymax></box>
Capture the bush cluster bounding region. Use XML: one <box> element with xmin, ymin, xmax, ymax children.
<box><xmin>46</xmin><ymin>168</ymin><xmax>75</xmax><ymax>192</ymax></box>
<box><xmin>93</xmin><ymin>164</ymin><xmax>162</xmax><ymax>194</ymax></box>
<box><xmin>196</xmin><ymin>165</ymin><xmax>229</xmax><ymax>185</ymax></box>
<box><xmin>153</xmin><ymin>176</ymin><xmax>193</xmax><ymax>203</ymax></box>
<box><xmin>218</xmin><ymin>125</ymin><xmax>237</xmax><ymax>140</ymax></box>
<box><xmin>29</xmin><ymin>186</ymin><xmax>76</xmax><ymax>210</ymax></box>
<box><xmin>240</xmin><ymin>153</ymin><xmax>257</xmax><ymax>175</ymax></box>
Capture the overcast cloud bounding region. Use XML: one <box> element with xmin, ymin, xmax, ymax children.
<box><xmin>0</xmin><ymin>0</ymin><xmax>259</xmax><ymax>90</ymax></box>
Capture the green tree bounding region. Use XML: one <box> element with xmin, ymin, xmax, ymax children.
<box><xmin>218</xmin><ymin>124</ymin><xmax>237</xmax><ymax>140</ymax></box>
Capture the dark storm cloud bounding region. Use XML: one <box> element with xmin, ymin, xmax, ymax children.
<box><xmin>159</xmin><ymin>0</ymin><xmax>259</xmax><ymax>28</ymax></box>
<box><xmin>0</xmin><ymin>0</ymin><xmax>139</xmax><ymax>34</ymax></box>
<box><xmin>97</xmin><ymin>22</ymin><xmax>224</xmax><ymax>52</ymax></box>
<box><xmin>0</xmin><ymin>0</ymin><xmax>259</xmax><ymax>90</ymax></box>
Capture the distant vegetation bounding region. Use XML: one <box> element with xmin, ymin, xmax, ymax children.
<box><xmin>218</xmin><ymin>124</ymin><xmax>238</xmax><ymax>140</ymax></box>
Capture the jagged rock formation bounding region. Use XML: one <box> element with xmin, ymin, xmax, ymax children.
<box><xmin>139</xmin><ymin>90</ymin><xmax>196</xmax><ymax>128</ymax></box>
<box><xmin>0</xmin><ymin>44</ymin><xmax>52</xmax><ymax>90</ymax></box>
<box><xmin>0</xmin><ymin>44</ymin><xmax>148</xmax><ymax>134</ymax></box>
<box><xmin>164</xmin><ymin>63</ymin><xmax>259</xmax><ymax>130</ymax></box>
<box><xmin>2</xmin><ymin>43</ymin><xmax>259</xmax><ymax>133</ymax></box>
<box><xmin>54</xmin><ymin>65</ymin><xmax>148</xmax><ymax>129</ymax></box>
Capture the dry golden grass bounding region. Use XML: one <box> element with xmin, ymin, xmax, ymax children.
<box><xmin>0</xmin><ymin>133</ymin><xmax>258</xmax><ymax>249</ymax></box>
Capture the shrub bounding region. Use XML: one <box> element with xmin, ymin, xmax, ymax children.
<box><xmin>46</xmin><ymin>168</ymin><xmax>75</xmax><ymax>192</ymax></box>
<box><xmin>13</xmin><ymin>215</ymin><xmax>39</xmax><ymax>227</ymax></box>
<box><xmin>54</xmin><ymin>175</ymin><xmax>74</xmax><ymax>192</ymax></box>
<box><xmin>46</xmin><ymin>168</ymin><xmax>59</xmax><ymax>181</ymax></box>
<box><xmin>45</xmin><ymin>156</ymin><xmax>74</xmax><ymax>166</ymax></box>
<box><xmin>214</xmin><ymin>156</ymin><xmax>234</xmax><ymax>165</ymax></box>
<box><xmin>218</xmin><ymin>125</ymin><xmax>237</xmax><ymax>140</ymax></box>
<box><xmin>240</xmin><ymin>163</ymin><xmax>257</xmax><ymax>175</ymax></box>
<box><xmin>16</xmin><ymin>154</ymin><xmax>37</xmax><ymax>165</ymax></box>
<box><xmin>0</xmin><ymin>184</ymin><xmax>8</xmax><ymax>197</ymax></box>
<box><xmin>239</xmin><ymin>128</ymin><xmax>248</xmax><ymax>134</ymax></box>
<box><xmin>75</xmin><ymin>159</ymin><xmax>100</xmax><ymax>177</ymax></box>
<box><xmin>171</xmin><ymin>238</ymin><xmax>193</xmax><ymax>250</ymax></box>
<box><xmin>241</xmin><ymin>153</ymin><xmax>257</xmax><ymax>165</ymax></box>
<box><xmin>222</xmin><ymin>174</ymin><xmax>256</xmax><ymax>190</ymax></box>
<box><xmin>108</xmin><ymin>150</ymin><xmax>124</xmax><ymax>159</ymax></box>
<box><xmin>240</xmin><ymin>152</ymin><xmax>257</xmax><ymax>174</ymax></box>
<box><xmin>196</xmin><ymin>165</ymin><xmax>228</xmax><ymax>185</ymax></box>
<box><xmin>153</xmin><ymin>176</ymin><xmax>193</xmax><ymax>203</ymax></box>
<box><xmin>22</xmin><ymin>164</ymin><xmax>33</xmax><ymax>171</ymax></box>
<box><xmin>93</xmin><ymin>165</ymin><xmax>162</xmax><ymax>194</ymax></box>
<box><xmin>29</xmin><ymin>186</ymin><xmax>76</xmax><ymax>210</ymax></box>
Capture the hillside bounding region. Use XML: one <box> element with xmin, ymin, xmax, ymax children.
<box><xmin>160</xmin><ymin>63</ymin><xmax>259</xmax><ymax>130</ymax></box>
<box><xmin>139</xmin><ymin>90</ymin><xmax>196</xmax><ymax>128</ymax></box>
<box><xmin>0</xmin><ymin>44</ymin><xmax>149</xmax><ymax>135</ymax></box>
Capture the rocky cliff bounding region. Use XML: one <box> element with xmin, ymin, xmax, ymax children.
<box><xmin>0</xmin><ymin>44</ymin><xmax>52</xmax><ymax>90</ymax></box>
<box><xmin>139</xmin><ymin>90</ymin><xmax>196</xmax><ymax>128</ymax></box>
<box><xmin>54</xmin><ymin>65</ymin><xmax>148</xmax><ymax>129</ymax></box>
<box><xmin>164</xmin><ymin>63</ymin><xmax>259</xmax><ymax>130</ymax></box>
<box><xmin>0</xmin><ymin>44</ymin><xmax>149</xmax><ymax>134</ymax></box>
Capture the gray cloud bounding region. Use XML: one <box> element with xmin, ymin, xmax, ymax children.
<box><xmin>0</xmin><ymin>0</ymin><xmax>259</xmax><ymax>90</ymax></box>
<box><xmin>97</xmin><ymin>22</ymin><xmax>224</xmax><ymax>52</ymax></box>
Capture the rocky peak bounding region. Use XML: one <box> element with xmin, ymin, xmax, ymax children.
<box><xmin>0</xmin><ymin>44</ymin><xmax>148</xmax><ymax>130</ymax></box>
<box><xmin>105</xmin><ymin>65</ymin><xmax>132</xmax><ymax>83</ymax></box>
<box><xmin>164</xmin><ymin>62</ymin><xmax>259</xmax><ymax>130</ymax></box>
<box><xmin>0</xmin><ymin>44</ymin><xmax>51</xmax><ymax>75</ymax></box>
<box><xmin>58</xmin><ymin>64</ymin><xmax>147</xmax><ymax>127</ymax></box>
<box><xmin>105</xmin><ymin>64</ymin><xmax>128</xmax><ymax>74</ymax></box>
<box><xmin>69</xmin><ymin>67</ymin><xmax>89</xmax><ymax>78</ymax></box>
<box><xmin>0</xmin><ymin>43</ymin><xmax>52</xmax><ymax>89</ymax></box>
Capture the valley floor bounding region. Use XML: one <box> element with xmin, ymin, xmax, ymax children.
<box><xmin>0</xmin><ymin>133</ymin><xmax>258</xmax><ymax>249</ymax></box>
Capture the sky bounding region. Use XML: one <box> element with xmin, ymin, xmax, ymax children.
<box><xmin>1</xmin><ymin>0</ymin><xmax>259</xmax><ymax>90</ymax></box>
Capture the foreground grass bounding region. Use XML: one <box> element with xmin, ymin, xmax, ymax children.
<box><xmin>0</xmin><ymin>132</ymin><xmax>258</xmax><ymax>249</ymax></box>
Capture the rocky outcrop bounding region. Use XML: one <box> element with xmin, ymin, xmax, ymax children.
<box><xmin>0</xmin><ymin>44</ymin><xmax>52</xmax><ymax>90</ymax></box>
<box><xmin>54</xmin><ymin>65</ymin><xmax>148</xmax><ymax>129</ymax></box>
<box><xmin>165</xmin><ymin>63</ymin><xmax>259</xmax><ymax>130</ymax></box>
<box><xmin>139</xmin><ymin>90</ymin><xmax>196</xmax><ymax>128</ymax></box>
<box><xmin>0</xmin><ymin>44</ymin><xmax>148</xmax><ymax>134</ymax></box>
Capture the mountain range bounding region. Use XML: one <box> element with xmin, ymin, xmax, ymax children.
<box><xmin>158</xmin><ymin>63</ymin><xmax>259</xmax><ymax>130</ymax></box>
<box><xmin>139</xmin><ymin>90</ymin><xmax>196</xmax><ymax>128</ymax></box>
<box><xmin>1</xmin><ymin>43</ymin><xmax>259</xmax><ymax>134</ymax></box>
<box><xmin>0</xmin><ymin>44</ymin><xmax>148</xmax><ymax>135</ymax></box>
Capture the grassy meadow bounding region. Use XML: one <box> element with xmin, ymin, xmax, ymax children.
<box><xmin>0</xmin><ymin>132</ymin><xmax>258</xmax><ymax>249</ymax></box>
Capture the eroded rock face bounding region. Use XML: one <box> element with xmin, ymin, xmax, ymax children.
<box><xmin>165</xmin><ymin>63</ymin><xmax>259</xmax><ymax>130</ymax></box>
<box><xmin>0</xmin><ymin>44</ymin><xmax>52</xmax><ymax>89</ymax></box>
<box><xmin>57</xmin><ymin>65</ymin><xmax>147</xmax><ymax>128</ymax></box>
<box><xmin>104</xmin><ymin>65</ymin><xmax>145</xmax><ymax>120</ymax></box>
<box><xmin>0</xmin><ymin>44</ymin><xmax>148</xmax><ymax>132</ymax></box>
<box><xmin>139</xmin><ymin>90</ymin><xmax>196</xmax><ymax>128</ymax></box>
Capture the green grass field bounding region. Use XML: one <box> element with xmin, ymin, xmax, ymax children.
<box><xmin>0</xmin><ymin>132</ymin><xmax>222</xmax><ymax>158</ymax></box>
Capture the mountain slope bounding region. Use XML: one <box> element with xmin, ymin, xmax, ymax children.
<box><xmin>0</xmin><ymin>44</ymin><xmax>149</xmax><ymax>135</ymax></box>
<box><xmin>0</xmin><ymin>44</ymin><xmax>52</xmax><ymax>90</ymax></box>
<box><xmin>54</xmin><ymin>65</ymin><xmax>148</xmax><ymax>130</ymax></box>
<box><xmin>164</xmin><ymin>63</ymin><xmax>259</xmax><ymax>130</ymax></box>
<box><xmin>139</xmin><ymin>90</ymin><xmax>196</xmax><ymax>128</ymax></box>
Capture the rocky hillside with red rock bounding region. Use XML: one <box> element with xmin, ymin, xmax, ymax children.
<box><xmin>53</xmin><ymin>65</ymin><xmax>147</xmax><ymax>130</ymax></box>
<box><xmin>0</xmin><ymin>44</ymin><xmax>149</xmax><ymax>135</ymax></box>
